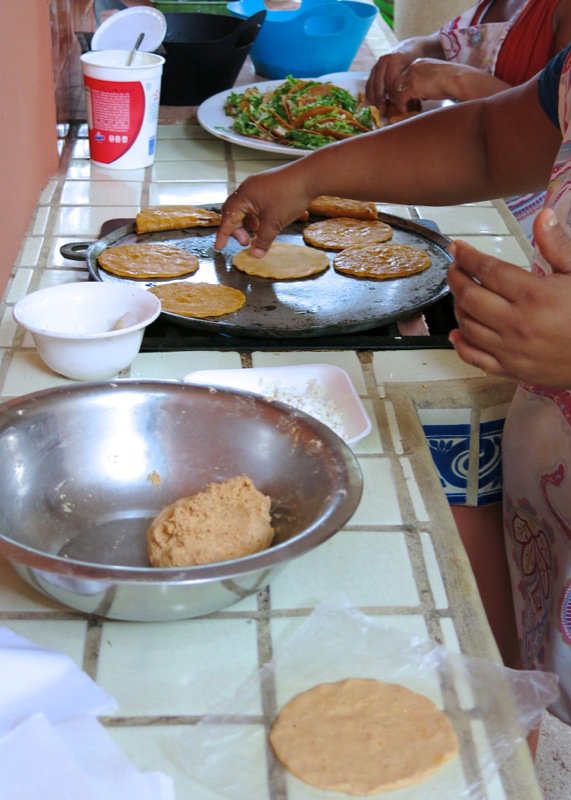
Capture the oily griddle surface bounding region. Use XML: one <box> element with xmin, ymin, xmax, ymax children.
<box><xmin>86</xmin><ymin>209</ymin><xmax>452</xmax><ymax>338</ymax></box>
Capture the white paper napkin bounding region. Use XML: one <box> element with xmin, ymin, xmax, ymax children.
<box><xmin>0</xmin><ymin>627</ymin><xmax>115</xmax><ymax>736</ymax></box>
<box><xmin>1</xmin><ymin>714</ymin><xmax>174</xmax><ymax>800</ymax></box>
<box><xmin>0</xmin><ymin>627</ymin><xmax>175</xmax><ymax>800</ymax></box>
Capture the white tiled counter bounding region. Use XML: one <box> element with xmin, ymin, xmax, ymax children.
<box><xmin>0</xmin><ymin>17</ymin><xmax>543</xmax><ymax>800</ymax></box>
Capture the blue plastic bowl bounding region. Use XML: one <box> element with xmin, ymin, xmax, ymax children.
<box><xmin>227</xmin><ymin>0</ymin><xmax>377</xmax><ymax>78</ymax></box>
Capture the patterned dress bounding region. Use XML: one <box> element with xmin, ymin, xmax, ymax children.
<box><xmin>439</xmin><ymin>0</ymin><xmax>562</xmax><ymax>237</ymax></box>
<box><xmin>502</xmin><ymin>47</ymin><xmax>571</xmax><ymax>724</ymax></box>
<box><xmin>440</xmin><ymin>0</ymin><xmax>560</xmax><ymax>81</ymax></box>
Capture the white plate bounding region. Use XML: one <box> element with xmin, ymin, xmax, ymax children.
<box><xmin>196</xmin><ymin>72</ymin><xmax>367</xmax><ymax>158</ymax></box>
<box><xmin>184</xmin><ymin>364</ymin><xmax>371</xmax><ymax>445</ymax></box>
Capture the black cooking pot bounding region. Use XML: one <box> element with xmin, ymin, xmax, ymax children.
<box><xmin>160</xmin><ymin>10</ymin><xmax>266</xmax><ymax>105</ymax></box>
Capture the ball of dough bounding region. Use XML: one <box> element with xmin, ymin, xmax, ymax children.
<box><xmin>147</xmin><ymin>475</ymin><xmax>274</xmax><ymax>567</ymax></box>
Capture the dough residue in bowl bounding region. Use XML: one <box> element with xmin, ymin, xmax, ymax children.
<box><xmin>147</xmin><ymin>475</ymin><xmax>274</xmax><ymax>568</ymax></box>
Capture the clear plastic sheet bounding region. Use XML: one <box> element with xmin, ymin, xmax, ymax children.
<box><xmin>167</xmin><ymin>599</ymin><xmax>559</xmax><ymax>799</ymax></box>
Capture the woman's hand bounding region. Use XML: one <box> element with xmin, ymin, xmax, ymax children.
<box><xmin>365</xmin><ymin>34</ymin><xmax>442</xmax><ymax>111</ymax></box>
<box><xmin>448</xmin><ymin>209</ymin><xmax>571</xmax><ymax>387</ymax></box>
<box><xmin>214</xmin><ymin>164</ymin><xmax>315</xmax><ymax>256</ymax></box>
<box><xmin>366</xmin><ymin>51</ymin><xmax>418</xmax><ymax>111</ymax></box>
<box><xmin>390</xmin><ymin>59</ymin><xmax>509</xmax><ymax>113</ymax></box>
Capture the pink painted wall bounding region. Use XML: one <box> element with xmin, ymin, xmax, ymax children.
<box><xmin>0</xmin><ymin>1</ymin><xmax>59</xmax><ymax>296</ymax></box>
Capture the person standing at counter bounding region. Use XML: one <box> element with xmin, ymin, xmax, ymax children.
<box><xmin>215</xmin><ymin>46</ymin><xmax>571</xmax><ymax>726</ymax></box>
<box><xmin>366</xmin><ymin>0</ymin><xmax>571</xmax><ymax>239</ymax></box>
<box><xmin>364</xmin><ymin>0</ymin><xmax>571</xmax><ymax>653</ymax></box>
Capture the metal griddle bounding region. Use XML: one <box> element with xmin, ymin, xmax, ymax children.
<box><xmin>61</xmin><ymin>208</ymin><xmax>452</xmax><ymax>339</ymax></box>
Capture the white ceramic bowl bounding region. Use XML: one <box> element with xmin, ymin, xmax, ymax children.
<box><xmin>13</xmin><ymin>282</ymin><xmax>161</xmax><ymax>381</ymax></box>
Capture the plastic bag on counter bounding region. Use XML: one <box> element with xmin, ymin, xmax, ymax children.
<box><xmin>166</xmin><ymin>597</ymin><xmax>559</xmax><ymax>799</ymax></box>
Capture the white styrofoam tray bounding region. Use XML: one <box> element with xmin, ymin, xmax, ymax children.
<box><xmin>184</xmin><ymin>364</ymin><xmax>371</xmax><ymax>445</ymax></box>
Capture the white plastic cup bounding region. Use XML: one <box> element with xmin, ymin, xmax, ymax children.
<box><xmin>80</xmin><ymin>50</ymin><xmax>165</xmax><ymax>170</ymax></box>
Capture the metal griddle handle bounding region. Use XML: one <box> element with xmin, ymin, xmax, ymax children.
<box><xmin>59</xmin><ymin>242</ymin><xmax>93</xmax><ymax>261</ymax></box>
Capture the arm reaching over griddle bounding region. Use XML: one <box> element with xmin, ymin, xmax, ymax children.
<box><xmin>215</xmin><ymin>77</ymin><xmax>559</xmax><ymax>257</ymax></box>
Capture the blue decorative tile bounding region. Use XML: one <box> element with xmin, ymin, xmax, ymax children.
<box><xmin>422</xmin><ymin>417</ymin><xmax>505</xmax><ymax>506</ymax></box>
<box><xmin>478</xmin><ymin>417</ymin><xmax>504</xmax><ymax>504</ymax></box>
<box><xmin>422</xmin><ymin>422</ymin><xmax>471</xmax><ymax>504</ymax></box>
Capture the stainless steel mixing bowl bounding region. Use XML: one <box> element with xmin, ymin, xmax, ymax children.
<box><xmin>0</xmin><ymin>380</ymin><xmax>363</xmax><ymax>621</ymax></box>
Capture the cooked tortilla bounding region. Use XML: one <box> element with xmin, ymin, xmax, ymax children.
<box><xmin>333</xmin><ymin>242</ymin><xmax>431</xmax><ymax>280</ymax></box>
<box><xmin>307</xmin><ymin>196</ymin><xmax>378</xmax><ymax>221</ymax></box>
<box><xmin>148</xmin><ymin>281</ymin><xmax>245</xmax><ymax>318</ymax></box>
<box><xmin>232</xmin><ymin>242</ymin><xmax>329</xmax><ymax>280</ymax></box>
<box><xmin>303</xmin><ymin>217</ymin><xmax>393</xmax><ymax>251</ymax></box>
<box><xmin>269</xmin><ymin>678</ymin><xmax>459</xmax><ymax>795</ymax></box>
<box><xmin>135</xmin><ymin>205</ymin><xmax>221</xmax><ymax>234</ymax></box>
<box><xmin>97</xmin><ymin>243</ymin><xmax>199</xmax><ymax>280</ymax></box>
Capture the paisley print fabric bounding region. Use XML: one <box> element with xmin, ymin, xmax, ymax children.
<box><xmin>440</xmin><ymin>0</ymin><xmax>560</xmax><ymax>84</ymax></box>
<box><xmin>439</xmin><ymin>0</ymin><xmax>560</xmax><ymax>228</ymax></box>
<box><xmin>440</xmin><ymin>0</ymin><xmax>512</xmax><ymax>75</ymax></box>
<box><xmin>502</xmin><ymin>48</ymin><xmax>571</xmax><ymax>723</ymax></box>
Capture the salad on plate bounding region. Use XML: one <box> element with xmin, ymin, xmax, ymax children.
<box><xmin>223</xmin><ymin>75</ymin><xmax>382</xmax><ymax>150</ymax></box>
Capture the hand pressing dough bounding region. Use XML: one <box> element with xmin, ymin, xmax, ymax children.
<box><xmin>147</xmin><ymin>475</ymin><xmax>274</xmax><ymax>567</ymax></box>
<box><xmin>269</xmin><ymin>677</ymin><xmax>459</xmax><ymax>795</ymax></box>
